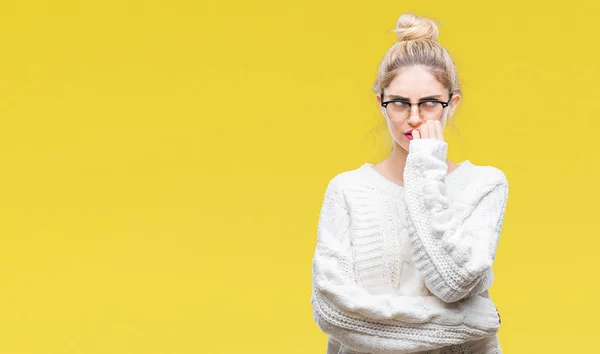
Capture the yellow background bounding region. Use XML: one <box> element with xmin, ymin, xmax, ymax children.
<box><xmin>0</xmin><ymin>0</ymin><xmax>597</xmax><ymax>353</ymax></box>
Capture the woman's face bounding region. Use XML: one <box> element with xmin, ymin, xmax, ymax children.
<box><xmin>376</xmin><ymin>65</ymin><xmax>461</xmax><ymax>152</ymax></box>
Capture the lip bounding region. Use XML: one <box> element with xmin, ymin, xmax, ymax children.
<box><xmin>404</xmin><ymin>129</ymin><xmax>414</xmax><ymax>140</ymax></box>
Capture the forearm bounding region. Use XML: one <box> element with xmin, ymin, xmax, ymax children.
<box><xmin>403</xmin><ymin>139</ymin><xmax>508</xmax><ymax>302</ymax></box>
<box><xmin>312</xmin><ymin>243</ymin><xmax>500</xmax><ymax>353</ymax></box>
<box><xmin>311</xmin><ymin>286</ymin><xmax>499</xmax><ymax>354</ymax></box>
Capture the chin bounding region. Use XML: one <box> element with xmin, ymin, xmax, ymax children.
<box><xmin>392</xmin><ymin>139</ymin><xmax>409</xmax><ymax>152</ymax></box>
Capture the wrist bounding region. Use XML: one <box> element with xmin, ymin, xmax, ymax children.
<box><xmin>408</xmin><ymin>139</ymin><xmax>448</xmax><ymax>161</ymax></box>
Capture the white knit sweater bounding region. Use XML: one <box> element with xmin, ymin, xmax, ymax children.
<box><xmin>310</xmin><ymin>139</ymin><xmax>508</xmax><ymax>354</ymax></box>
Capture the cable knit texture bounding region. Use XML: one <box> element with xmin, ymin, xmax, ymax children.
<box><xmin>310</xmin><ymin>139</ymin><xmax>508</xmax><ymax>354</ymax></box>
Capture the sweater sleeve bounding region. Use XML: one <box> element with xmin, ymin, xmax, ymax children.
<box><xmin>403</xmin><ymin>139</ymin><xmax>509</xmax><ymax>303</ymax></box>
<box><xmin>310</xmin><ymin>174</ymin><xmax>501</xmax><ymax>354</ymax></box>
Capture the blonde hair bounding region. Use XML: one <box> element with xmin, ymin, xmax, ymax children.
<box><xmin>373</xmin><ymin>13</ymin><xmax>462</xmax><ymax>98</ymax></box>
<box><xmin>366</xmin><ymin>13</ymin><xmax>463</xmax><ymax>155</ymax></box>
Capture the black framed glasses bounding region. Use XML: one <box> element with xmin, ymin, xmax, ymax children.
<box><xmin>380</xmin><ymin>90</ymin><xmax>453</xmax><ymax>121</ymax></box>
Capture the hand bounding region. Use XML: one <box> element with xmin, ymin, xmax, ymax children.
<box><xmin>496</xmin><ymin>306</ymin><xmax>501</xmax><ymax>325</ymax></box>
<box><xmin>411</xmin><ymin>120</ymin><xmax>445</xmax><ymax>142</ymax></box>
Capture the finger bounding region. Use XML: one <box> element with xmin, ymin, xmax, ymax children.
<box><xmin>496</xmin><ymin>307</ymin><xmax>501</xmax><ymax>324</ymax></box>
<box><xmin>431</xmin><ymin>120</ymin><xmax>440</xmax><ymax>140</ymax></box>
<box><xmin>412</xmin><ymin>129</ymin><xmax>421</xmax><ymax>140</ymax></box>
<box><xmin>427</xmin><ymin>120</ymin><xmax>436</xmax><ymax>140</ymax></box>
<box><xmin>426</xmin><ymin>120</ymin><xmax>435</xmax><ymax>139</ymax></box>
<box><xmin>435</xmin><ymin>120</ymin><xmax>444</xmax><ymax>141</ymax></box>
<box><xmin>420</xmin><ymin>124</ymin><xmax>428</xmax><ymax>139</ymax></box>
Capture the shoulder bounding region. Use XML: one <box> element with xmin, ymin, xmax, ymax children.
<box><xmin>442</xmin><ymin>162</ymin><xmax>510</xmax><ymax>211</ymax></box>
<box><xmin>447</xmin><ymin>161</ymin><xmax>509</xmax><ymax>204</ymax></box>
<box><xmin>323</xmin><ymin>165</ymin><xmax>367</xmax><ymax>194</ymax></box>
<box><xmin>320</xmin><ymin>165</ymin><xmax>376</xmax><ymax>208</ymax></box>
<box><xmin>458</xmin><ymin>161</ymin><xmax>508</xmax><ymax>188</ymax></box>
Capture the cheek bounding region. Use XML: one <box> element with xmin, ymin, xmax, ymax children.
<box><xmin>386</xmin><ymin>120</ymin><xmax>403</xmax><ymax>138</ymax></box>
<box><xmin>386</xmin><ymin>120</ymin><xmax>409</xmax><ymax>148</ymax></box>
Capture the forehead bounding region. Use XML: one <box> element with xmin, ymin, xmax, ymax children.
<box><xmin>386</xmin><ymin>65</ymin><xmax>446</xmax><ymax>96</ymax></box>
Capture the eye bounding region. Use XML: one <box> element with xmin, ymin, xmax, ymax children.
<box><xmin>421</xmin><ymin>100</ymin><xmax>439</xmax><ymax>107</ymax></box>
<box><xmin>391</xmin><ymin>101</ymin><xmax>409</xmax><ymax>107</ymax></box>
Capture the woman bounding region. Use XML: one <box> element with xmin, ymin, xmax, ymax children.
<box><xmin>310</xmin><ymin>13</ymin><xmax>508</xmax><ymax>354</ymax></box>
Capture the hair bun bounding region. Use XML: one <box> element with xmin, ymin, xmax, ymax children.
<box><xmin>394</xmin><ymin>13</ymin><xmax>439</xmax><ymax>41</ymax></box>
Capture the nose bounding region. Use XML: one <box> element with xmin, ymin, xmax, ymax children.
<box><xmin>407</xmin><ymin>104</ymin><xmax>422</xmax><ymax>126</ymax></box>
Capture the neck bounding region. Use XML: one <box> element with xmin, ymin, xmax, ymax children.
<box><xmin>389</xmin><ymin>143</ymin><xmax>409</xmax><ymax>172</ymax></box>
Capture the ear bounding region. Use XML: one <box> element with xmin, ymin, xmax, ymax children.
<box><xmin>449</xmin><ymin>92</ymin><xmax>461</xmax><ymax>114</ymax></box>
<box><xmin>376</xmin><ymin>93</ymin><xmax>387</xmax><ymax>118</ymax></box>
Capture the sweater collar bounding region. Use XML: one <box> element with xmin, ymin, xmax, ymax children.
<box><xmin>357</xmin><ymin>160</ymin><xmax>473</xmax><ymax>196</ymax></box>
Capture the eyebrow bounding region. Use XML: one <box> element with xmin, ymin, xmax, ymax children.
<box><xmin>387</xmin><ymin>94</ymin><xmax>443</xmax><ymax>100</ymax></box>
